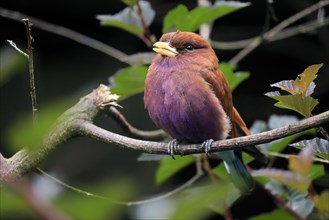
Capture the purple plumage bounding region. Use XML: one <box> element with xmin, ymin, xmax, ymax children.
<box><xmin>144</xmin><ymin>32</ymin><xmax>231</xmax><ymax>144</ymax></box>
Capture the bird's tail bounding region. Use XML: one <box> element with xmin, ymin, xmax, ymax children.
<box><xmin>217</xmin><ymin>150</ymin><xmax>254</xmax><ymax>194</ymax></box>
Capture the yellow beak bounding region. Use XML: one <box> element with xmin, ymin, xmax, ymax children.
<box><xmin>153</xmin><ymin>42</ymin><xmax>178</xmax><ymax>57</ymax></box>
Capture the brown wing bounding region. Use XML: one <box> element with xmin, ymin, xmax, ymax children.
<box><xmin>199</xmin><ymin>66</ymin><xmax>241</xmax><ymax>137</ymax></box>
<box><xmin>233</xmin><ymin>106</ymin><xmax>251</xmax><ymax>136</ymax></box>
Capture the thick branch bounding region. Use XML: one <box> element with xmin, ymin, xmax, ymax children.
<box><xmin>1</xmin><ymin>84</ymin><xmax>328</xmax><ymax>184</ymax></box>
<box><xmin>78</xmin><ymin>110</ymin><xmax>329</xmax><ymax>155</ymax></box>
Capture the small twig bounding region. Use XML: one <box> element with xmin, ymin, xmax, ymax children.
<box><xmin>136</xmin><ymin>0</ymin><xmax>153</xmax><ymax>47</ymax></box>
<box><xmin>211</xmin><ymin>17</ymin><xmax>329</xmax><ymax>50</ymax></box>
<box><xmin>37</xmin><ymin>157</ymin><xmax>203</xmax><ymax>206</ymax></box>
<box><xmin>7</xmin><ymin>40</ymin><xmax>29</xmax><ymax>57</ymax></box>
<box><xmin>201</xmin><ymin>155</ymin><xmax>218</xmax><ymax>183</ymax></box>
<box><xmin>22</xmin><ymin>18</ymin><xmax>38</xmax><ymax>125</ymax></box>
<box><xmin>319</xmin><ymin>127</ymin><xmax>329</xmax><ymax>140</ymax></box>
<box><xmin>229</xmin><ymin>0</ymin><xmax>329</xmax><ymax>65</ymax></box>
<box><xmin>105</xmin><ymin>107</ymin><xmax>167</xmax><ymax>140</ymax></box>
<box><xmin>224</xmin><ymin>204</ymin><xmax>233</xmax><ymax>220</ymax></box>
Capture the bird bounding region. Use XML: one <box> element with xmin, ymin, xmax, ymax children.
<box><xmin>144</xmin><ymin>31</ymin><xmax>261</xmax><ymax>194</ymax></box>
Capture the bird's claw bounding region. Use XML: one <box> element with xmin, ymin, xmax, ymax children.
<box><xmin>168</xmin><ymin>139</ymin><xmax>179</xmax><ymax>159</ymax></box>
<box><xmin>201</xmin><ymin>139</ymin><xmax>214</xmax><ymax>156</ymax></box>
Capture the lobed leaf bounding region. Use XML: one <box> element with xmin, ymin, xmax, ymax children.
<box><xmin>290</xmin><ymin>138</ymin><xmax>329</xmax><ymax>161</ymax></box>
<box><xmin>293</xmin><ymin>63</ymin><xmax>323</xmax><ymax>97</ymax></box>
<box><xmin>265</xmin><ymin>181</ymin><xmax>314</xmax><ymax>218</ymax></box>
<box><xmin>270</xmin><ymin>80</ymin><xmax>299</xmax><ymax>95</ymax></box>
<box><xmin>265</xmin><ymin>93</ymin><xmax>319</xmax><ymax>117</ymax></box>
<box><xmin>287</xmin><ymin>188</ymin><xmax>314</xmax><ymax>218</ymax></box>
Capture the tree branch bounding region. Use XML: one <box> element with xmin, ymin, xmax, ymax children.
<box><xmin>1</xmin><ymin>85</ymin><xmax>328</xmax><ymax>184</ymax></box>
<box><xmin>229</xmin><ymin>0</ymin><xmax>329</xmax><ymax>65</ymax></box>
<box><xmin>0</xmin><ymin>7</ymin><xmax>129</xmax><ymax>63</ymax></box>
<box><xmin>78</xmin><ymin>110</ymin><xmax>329</xmax><ymax>155</ymax></box>
<box><xmin>211</xmin><ymin>17</ymin><xmax>329</xmax><ymax>50</ymax></box>
<box><xmin>105</xmin><ymin>107</ymin><xmax>167</xmax><ymax>141</ymax></box>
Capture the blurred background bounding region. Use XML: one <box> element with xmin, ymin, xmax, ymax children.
<box><xmin>1</xmin><ymin>0</ymin><xmax>328</xmax><ymax>219</ymax></box>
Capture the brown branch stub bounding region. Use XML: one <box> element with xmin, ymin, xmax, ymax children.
<box><xmin>94</xmin><ymin>84</ymin><xmax>121</xmax><ymax>109</ymax></box>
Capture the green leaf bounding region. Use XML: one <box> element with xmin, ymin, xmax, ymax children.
<box><xmin>0</xmin><ymin>186</ymin><xmax>36</xmax><ymax>219</ymax></box>
<box><xmin>212</xmin><ymin>163</ymin><xmax>231</xmax><ymax>181</ymax></box>
<box><xmin>170</xmin><ymin>182</ymin><xmax>240</xmax><ymax>218</ymax></box>
<box><xmin>265</xmin><ymin>93</ymin><xmax>319</xmax><ymax>117</ymax></box>
<box><xmin>121</xmin><ymin>0</ymin><xmax>136</xmax><ymax>7</ymax></box>
<box><xmin>96</xmin><ymin>1</ymin><xmax>155</xmax><ymax>38</ymax></box>
<box><xmin>290</xmin><ymin>138</ymin><xmax>329</xmax><ymax>161</ymax></box>
<box><xmin>3</xmin><ymin>97</ymin><xmax>75</xmax><ymax>152</ymax></box>
<box><xmin>155</xmin><ymin>156</ymin><xmax>195</xmax><ymax>185</ymax></box>
<box><xmin>220</xmin><ymin>62</ymin><xmax>250</xmax><ymax>91</ymax></box>
<box><xmin>163</xmin><ymin>3</ymin><xmax>249</xmax><ymax>33</ymax></box>
<box><xmin>250</xmin><ymin>209</ymin><xmax>295</xmax><ymax>220</ymax></box>
<box><xmin>293</xmin><ymin>63</ymin><xmax>323</xmax><ymax>97</ymax></box>
<box><xmin>309</xmin><ymin>164</ymin><xmax>325</xmax><ymax>180</ymax></box>
<box><xmin>109</xmin><ymin>66</ymin><xmax>148</xmax><ymax>101</ymax></box>
<box><xmin>162</xmin><ymin>4</ymin><xmax>188</xmax><ymax>33</ymax></box>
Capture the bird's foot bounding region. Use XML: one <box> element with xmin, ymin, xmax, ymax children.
<box><xmin>168</xmin><ymin>139</ymin><xmax>179</xmax><ymax>159</ymax></box>
<box><xmin>201</xmin><ymin>139</ymin><xmax>214</xmax><ymax>156</ymax></box>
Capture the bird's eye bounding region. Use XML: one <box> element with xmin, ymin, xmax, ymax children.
<box><xmin>185</xmin><ymin>44</ymin><xmax>195</xmax><ymax>51</ymax></box>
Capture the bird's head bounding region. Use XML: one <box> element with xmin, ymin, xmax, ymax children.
<box><xmin>152</xmin><ymin>32</ymin><xmax>215</xmax><ymax>59</ymax></box>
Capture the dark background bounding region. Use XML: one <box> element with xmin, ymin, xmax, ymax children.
<box><xmin>1</xmin><ymin>0</ymin><xmax>328</xmax><ymax>219</ymax></box>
